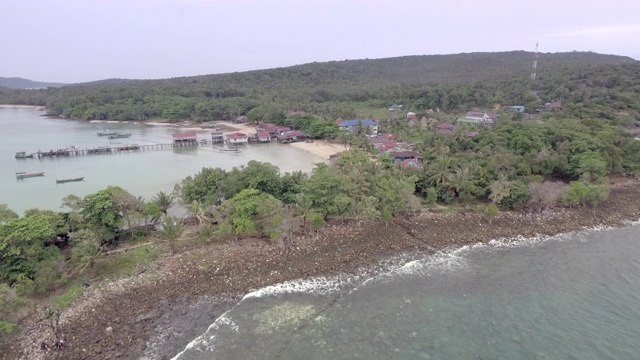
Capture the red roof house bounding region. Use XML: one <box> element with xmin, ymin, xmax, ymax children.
<box><xmin>172</xmin><ymin>132</ymin><xmax>198</xmax><ymax>144</ymax></box>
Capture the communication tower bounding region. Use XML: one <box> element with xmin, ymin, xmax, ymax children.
<box><xmin>530</xmin><ymin>42</ymin><xmax>539</xmax><ymax>80</ymax></box>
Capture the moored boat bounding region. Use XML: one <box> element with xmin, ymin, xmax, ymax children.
<box><xmin>97</xmin><ymin>130</ymin><xmax>113</xmax><ymax>136</ymax></box>
<box><xmin>15</xmin><ymin>151</ymin><xmax>35</xmax><ymax>159</ymax></box>
<box><xmin>56</xmin><ymin>177</ymin><xmax>84</xmax><ymax>184</ymax></box>
<box><xmin>107</xmin><ymin>132</ymin><xmax>132</xmax><ymax>139</ymax></box>
<box><xmin>219</xmin><ymin>145</ymin><xmax>240</xmax><ymax>153</ymax></box>
<box><xmin>16</xmin><ymin>171</ymin><xmax>45</xmax><ymax>179</ymax></box>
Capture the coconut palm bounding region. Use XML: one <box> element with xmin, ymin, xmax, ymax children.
<box><xmin>152</xmin><ymin>191</ymin><xmax>174</xmax><ymax>215</ymax></box>
<box><xmin>294</xmin><ymin>193</ymin><xmax>313</xmax><ymax>231</ymax></box>
<box><xmin>187</xmin><ymin>200</ymin><xmax>210</xmax><ymax>229</ymax></box>
<box><xmin>427</xmin><ymin>157</ymin><xmax>453</xmax><ymax>187</ymax></box>
<box><xmin>71</xmin><ymin>233</ymin><xmax>103</xmax><ymax>275</ymax></box>
<box><xmin>158</xmin><ymin>216</ymin><xmax>185</xmax><ymax>254</ymax></box>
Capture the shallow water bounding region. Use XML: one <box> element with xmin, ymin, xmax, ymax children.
<box><xmin>0</xmin><ymin>108</ymin><xmax>322</xmax><ymax>214</ymax></box>
<box><xmin>172</xmin><ymin>224</ymin><xmax>640</xmax><ymax>360</ymax></box>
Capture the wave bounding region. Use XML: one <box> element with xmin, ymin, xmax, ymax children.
<box><xmin>169</xmin><ymin>222</ymin><xmax>637</xmax><ymax>359</ymax></box>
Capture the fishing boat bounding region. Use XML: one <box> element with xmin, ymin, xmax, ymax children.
<box><xmin>56</xmin><ymin>177</ymin><xmax>84</xmax><ymax>184</ymax></box>
<box><xmin>97</xmin><ymin>130</ymin><xmax>113</xmax><ymax>136</ymax></box>
<box><xmin>219</xmin><ymin>145</ymin><xmax>240</xmax><ymax>153</ymax></box>
<box><xmin>107</xmin><ymin>132</ymin><xmax>132</xmax><ymax>139</ymax></box>
<box><xmin>15</xmin><ymin>151</ymin><xmax>35</xmax><ymax>159</ymax></box>
<box><xmin>16</xmin><ymin>171</ymin><xmax>45</xmax><ymax>179</ymax></box>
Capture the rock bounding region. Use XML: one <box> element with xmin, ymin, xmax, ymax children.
<box><xmin>105</xmin><ymin>327</ymin><xmax>113</xmax><ymax>335</ymax></box>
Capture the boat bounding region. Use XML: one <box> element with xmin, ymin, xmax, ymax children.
<box><xmin>107</xmin><ymin>132</ymin><xmax>132</xmax><ymax>139</ymax></box>
<box><xmin>15</xmin><ymin>151</ymin><xmax>35</xmax><ymax>159</ymax></box>
<box><xmin>16</xmin><ymin>171</ymin><xmax>45</xmax><ymax>179</ymax></box>
<box><xmin>56</xmin><ymin>177</ymin><xmax>84</xmax><ymax>184</ymax></box>
<box><xmin>97</xmin><ymin>130</ymin><xmax>113</xmax><ymax>136</ymax></box>
<box><xmin>219</xmin><ymin>145</ymin><xmax>240</xmax><ymax>153</ymax></box>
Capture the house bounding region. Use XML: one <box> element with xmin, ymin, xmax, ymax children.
<box><xmin>276</xmin><ymin>126</ymin><xmax>292</xmax><ymax>135</ymax></box>
<box><xmin>287</xmin><ymin>110</ymin><xmax>306</xmax><ymax>116</ymax></box>
<box><xmin>389</xmin><ymin>151</ymin><xmax>420</xmax><ymax>161</ymax></box>
<box><xmin>399</xmin><ymin>158</ymin><xmax>424</xmax><ymax>170</ymax></box>
<box><xmin>257</xmin><ymin>130</ymin><xmax>271</xmax><ymax>142</ymax></box>
<box><xmin>225</xmin><ymin>132</ymin><xmax>248</xmax><ymax>145</ymax></box>
<box><xmin>379</xmin><ymin>141</ymin><xmax>399</xmax><ymax>151</ymax></box>
<box><xmin>545</xmin><ymin>102</ymin><xmax>563</xmax><ymax>110</ymax></box>
<box><xmin>277</xmin><ymin>130</ymin><xmax>308</xmax><ymax>143</ymax></box>
<box><xmin>388</xmin><ymin>104</ymin><xmax>402</xmax><ymax>111</ymax></box>
<box><xmin>457</xmin><ymin>112</ymin><xmax>497</xmax><ymax>124</ymax></box>
<box><xmin>436</xmin><ymin>123</ymin><xmax>455</xmax><ymax>136</ymax></box>
<box><xmin>503</xmin><ymin>105</ymin><xmax>525</xmax><ymax>113</ymax></box>
<box><xmin>211</xmin><ymin>131</ymin><xmax>224</xmax><ymax>143</ymax></box>
<box><xmin>232</xmin><ymin>116</ymin><xmax>248</xmax><ymax>124</ymax></box>
<box><xmin>172</xmin><ymin>132</ymin><xmax>198</xmax><ymax>145</ymax></box>
<box><xmin>339</xmin><ymin>119</ymin><xmax>378</xmax><ymax>134</ymax></box>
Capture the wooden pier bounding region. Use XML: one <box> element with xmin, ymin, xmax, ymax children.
<box><xmin>22</xmin><ymin>140</ymin><xmax>223</xmax><ymax>159</ymax></box>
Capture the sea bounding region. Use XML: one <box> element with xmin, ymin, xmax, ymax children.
<box><xmin>168</xmin><ymin>224</ymin><xmax>640</xmax><ymax>360</ymax></box>
<box><xmin>0</xmin><ymin>108</ymin><xmax>322</xmax><ymax>215</ymax></box>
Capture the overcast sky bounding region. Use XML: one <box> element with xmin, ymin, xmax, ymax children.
<box><xmin>2</xmin><ymin>0</ymin><xmax>639</xmax><ymax>83</ymax></box>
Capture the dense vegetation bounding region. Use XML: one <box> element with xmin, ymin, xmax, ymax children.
<box><xmin>1</xmin><ymin>52</ymin><xmax>639</xmax><ymax>127</ymax></box>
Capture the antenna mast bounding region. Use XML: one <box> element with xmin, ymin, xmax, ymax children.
<box><xmin>530</xmin><ymin>41</ymin><xmax>539</xmax><ymax>80</ymax></box>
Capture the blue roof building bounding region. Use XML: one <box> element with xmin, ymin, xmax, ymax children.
<box><xmin>339</xmin><ymin>119</ymin><xmax>379</xmax><ymax>134</ymax></box>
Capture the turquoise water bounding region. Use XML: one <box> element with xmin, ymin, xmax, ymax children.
<box><xmin>0</xmin><ymin>108</ymin><xmax>322</xmax><ymax>214</ymax></box>
<box><xmin>172</xmin><ymin>224</ymin><xmax>640</xmax><ymax>360</ymax></box>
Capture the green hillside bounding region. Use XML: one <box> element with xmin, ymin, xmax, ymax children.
<box><xmin>0</xmin><ymin>77</ymin><xmax>67</xmax><ymax>89</ymax></box>
<box><xmin>1</xmin><ymin>51</ymin><xmax>638</xmax><ymax>124</ymax></box>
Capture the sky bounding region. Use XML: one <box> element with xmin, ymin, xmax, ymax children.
<box><xmin>2</xmin><ymin>0</ymin><xmax>639</xmax><ymax>83</ymax></box>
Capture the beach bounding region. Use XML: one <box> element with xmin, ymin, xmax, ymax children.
<box><xmin>18</xmin><ymin>176</ymin><xmax>640</xmax><ymax>360</ymax></box>
<box><xmin>0</xmin><ymin>104</ymin><xmax>44</xmax><ymax>109</ymax></box>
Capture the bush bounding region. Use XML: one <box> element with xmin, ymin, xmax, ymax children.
<box><xmin>14</xmin><ymin>274</ymin><xmax>35</xmax><ymax>297</ymax></box>
<box><xmin>0</xmin><ymin>321</ymin><xmax>17</xmax><ymax>334</ymax></box>
<box><xmin>560</xmin><ymin>181</ymin><xmax>590</xmax><ymax>207</ymax></box>
<box><xmin>426</xmin><ymin>188</ymin><xmax>438</xmax><ymax>205</ymax></box>
<box><xmin>500</xmin><ymin>181</ymin><xmax>530</xmax><ymax>210</ymax></box>
<box><xmin>527</xmin><ymin>181</ymin><xmax>567</xmax><ymax>212</ymax></box>
<box><xmin>482</xmin><ymin>204</ymin><xmax>499</xmax><ymax>222</ymax></box>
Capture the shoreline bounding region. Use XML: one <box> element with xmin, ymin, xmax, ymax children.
<box><xmin>18</xmin><ymin>177</ymin><xmax>640</xmax><ymax>360</ymax></box>
<box><xmin>0</xmin><ymin>104</ymin><xmax>45</xmax><ymax>110</ymax></box>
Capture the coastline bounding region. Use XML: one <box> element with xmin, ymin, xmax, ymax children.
<box><xmin>19</xmin><ymin>177</ymin><xmax>640</xmax><ymax>360</ymax></box>
<box><xmin>0</xmin><ymin>104</ymin><xmax>45</xmax><ymax>110</ymax></box>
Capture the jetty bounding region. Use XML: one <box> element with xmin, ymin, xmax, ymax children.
<box><xmin>17</xmin><ymin>140</ymin><xmax>221</xmax><ymax>159</ymax></box>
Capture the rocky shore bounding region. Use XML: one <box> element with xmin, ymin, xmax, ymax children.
<box><xmin>18</xmin><ymin>178</ymin><xmax>640</xmax><ymax>360</ymax></box>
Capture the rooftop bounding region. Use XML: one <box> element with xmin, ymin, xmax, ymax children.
<box><xmin>340</xmin><ymin>119</ymin><xmax>378</xmax><ymax>127</ymax></box>
<box><xmin>226</xmin><ymin>132</ymin><xmax>248</xmax><ymax>139</ymax></box>
<box><xmin>172</xmin><ymin>131</ymin><xmax>198</xmax><ymax>139</ymax></box>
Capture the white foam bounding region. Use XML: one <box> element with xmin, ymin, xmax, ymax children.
<box><xmin>169</xmin><ymin>312</ymin><xmax>238</xmax><ymax>360</ymax></box>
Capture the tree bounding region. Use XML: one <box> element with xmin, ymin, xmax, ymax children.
<box><xmin>187</xmin><ymin>200</ymin><xmax>210</xmax><ymax>229</ymax></box>
<box><xmin>0</xmin><ymin>204</ymin><xmax>18</xmax><ymax>225</ymax></box>
<box><xmin>71</xmin><ymin>230</ymin><xmax>103</xmax><ymax>275</ymax></box>
<box><xmin>158</xmin><ymin>216</ymin><xmax>185</xmax><ymax>254</ymax></box>
<box><xmin>294</xmin><ymin>193</ymin><xmax>313</xmax><ymax>231</ymax></box>
<box><xmin>427</xmin><ymin>157</ymin><xmax>453</xmax><ymax>187</ymax></box>
<box><xmin>307</xmin><ymin>212</ymin><xmax>326</xmax><ymax>238</ymax></box>
<box><xmin>112</xmin><ymin>189</ymin><xmax>144</xmax><ymax>240</ymax></box>
<box><xmin>219</xmin><ymin>189</ymin><xmax>284</xmax><ymax>239</ymax></box>
<box><xmin>152</xmin><ymin>191</ymin><xmax>174</xmax><ymax>215</ymax></box>
<box><xmin>81</xmin><ymin>186</ymin><xmax>125</xmax><ymax>240</ymax></box>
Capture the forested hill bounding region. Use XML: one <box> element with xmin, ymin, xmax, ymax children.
<box><xmin>0</xmin><ymin>77</ymin><xmax>67</xmax><ymax>89</ymax></box>
<box><xmin>1</xmin><ymin>51</ymin><xmax>639</xmax><ymax>123</ymax></box>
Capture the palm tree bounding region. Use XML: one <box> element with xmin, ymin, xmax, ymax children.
<box><xmin>71</xmin><ymin>234</ymin><xmax>103</xmax><ymax>275</ymax></box>
<box><xmin>158</xmin><ymin>216</ymin><xmax>185</xmax><ymax>255</ymax></box>
<box><xmin>187</xmin><ymin>200</ymin><xmax>210</xmax><ymax>229</ymax></box>
<box><xmin>294</xmin><ymin>193</ymin><xmax>313</xmax><ymax>231</ymax></box>
<box><xmin>427</xmin><ymin>157</ymin><xmax>453</xmax><ymax>187</ymax></box>
<box><xmin>152</xmin><ymin>191</ymin><xmax>174</xmax><ymax>216</ymax></box>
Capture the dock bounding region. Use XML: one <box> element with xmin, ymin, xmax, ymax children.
<box><xmin>21</xmin><ymin>140</ymin><xmax>223</xmax><ymax>159</ymax></box>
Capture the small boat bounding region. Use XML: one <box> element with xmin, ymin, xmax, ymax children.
<box><xmin>97</xmin><ymin>130</ymin><xmax>113</xmax><ymax>136</ymax></box>
<box><xmin>107</xmin><ymin>132</ymin><xmax>132</xmax><ymax>139</ymax></box>
<box><xmin>219</xmin><ymin>146</ymin><xmax>240</xmax><ymax>153</ymax></box>
<box><xmin>16</xmin><ymin>171</ymin><xmax>45</xmax><ymax>179</ymax></box>
<box><xmin>15</xmin><ymin>151</ymin><xmax>35</xmax><ymax>159</ymax></box>
<box><xmin>56</xmin><ymin>177</ymin><xmax>84</xmax><ymax>184</ymax></box>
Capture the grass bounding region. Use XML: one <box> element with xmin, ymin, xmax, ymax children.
<box><xmin>52</xmin><ymin>284</ymin><xmax>84</xmax><ymax>310</ymax></box>
<box><xmin>95</xmin><ymin>245</ymin><xmax>163</xmax><ymax>278</ymax></box>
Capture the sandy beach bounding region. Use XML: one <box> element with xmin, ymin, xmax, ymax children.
<box><xmin>0</xmin><ymin>104</ymin><xmax>45</xmax><ymax>110</ymax></box>
<box><xmin>221</xmin><ymin>121</ymin><xmax>346</xmax><ymax>161</ymax></box>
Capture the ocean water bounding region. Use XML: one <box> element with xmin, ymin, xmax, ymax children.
<box><xmin>0</xmin><ymin>108</ymin><xmax>323</xmax><ymax>214</ymax></box>
<box><xmin>170</xmin><ymin>224</ymin><xmax>640</xmax><ymax>360</ymax></box>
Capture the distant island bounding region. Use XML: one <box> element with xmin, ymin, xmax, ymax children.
<box><xmin>0</xmin><ymin>76</ymin><xmax>67</xmax><ymax>89</ymax></box>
